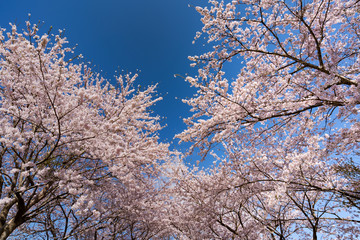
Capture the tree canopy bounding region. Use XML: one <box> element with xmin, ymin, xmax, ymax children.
<box><xmin>0</xmin><ymin>0</ymin><xmax>360</xmax><ymax>239</ymax></box>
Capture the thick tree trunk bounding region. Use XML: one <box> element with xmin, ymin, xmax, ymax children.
<box><xmin>0</xmin><ymin>217</ymin><xmax>24</xmax><ymax>240</ymax></box>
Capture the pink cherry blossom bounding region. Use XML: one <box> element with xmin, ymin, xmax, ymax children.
<box><xmin>173</xmin><ymin>0</ymin><xmax>360</xmax><ymax>239</ymax></box>
<box><xmin>0</xmin><ymin>22</ymin><xmax>172</xmax><ymax>239</ymax></box>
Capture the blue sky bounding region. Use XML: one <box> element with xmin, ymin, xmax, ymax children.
<box><xmin>0</xmin><ymin>0</ymin><xmax>207</xmax><ymax>155</ymax></box>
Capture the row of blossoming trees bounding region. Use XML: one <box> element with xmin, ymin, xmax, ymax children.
<box><xmin>0</xmin><ymin>0</ymin><xmax>359</xmax><ymax>239</ymax></box>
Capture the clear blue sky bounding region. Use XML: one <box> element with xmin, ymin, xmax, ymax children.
<box><xmin>0</xmin><ymin>0</ymin><xmax>207</xmax><ymax>154</ymax></box>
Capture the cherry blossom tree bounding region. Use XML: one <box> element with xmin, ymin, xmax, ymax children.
<box><xmin>173</xmin><ymin>0</ymin><xmax>360</xmax><ymax>239</ymax></box>
<box><xmin>0</xmin><ymin>22</ymin><xmax>172</xmax><ymax>239</ymax></box>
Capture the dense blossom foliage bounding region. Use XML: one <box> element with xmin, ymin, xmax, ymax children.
<box><xmin>172</xmin><ymin>0</ymin><xmax>360</xmax><ymax>239</ymax></box>
<box><xmin>1</xmin><ymin>0</ymin><xmax>360</xmax><ymax>239</ymax></box>
<box><xmin>0</xmin><ymin>22</ymin><xmax>172</xmax><ymax>239</ymax></box>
